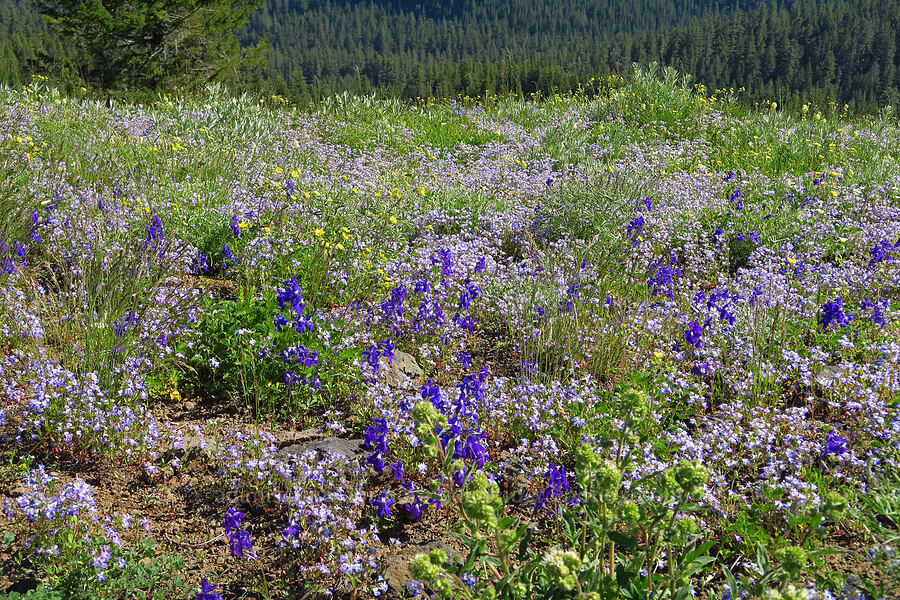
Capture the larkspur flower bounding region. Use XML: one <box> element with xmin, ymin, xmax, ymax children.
<box><xmin>195</xmin><ymin>579</ymin><xmax>223</xmax><ymax>600</ymax></box>
<box><xmin>820</xmin><ymin>298</ymin><xmax>850</xmax><ymax>330</ymax></box>
<box><xmin>684</xmin><ymin>321</ymin><xmax>703</xmax><ymax>347</ymax></box>
<box><xmin>223</xmin><ymin>507</ymin><xmax>244</xmax><ymax>534</ymax></box>
<box><xmin>371</xmin><ymin>493</ymin><xmax>394</xmax><ymax>518</ymax></box>
<box><xmin>824</xmin><ymin>430</ymin><xmax>849</xmax><ymax>456</ymax></box>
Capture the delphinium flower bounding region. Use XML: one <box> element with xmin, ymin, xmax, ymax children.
<box><xmin>195</xmin><ymin>579</ymin><xmax>223</xmax><ymax>600</ymax></box>
<box><xmin>191</xmin><ymin>251</ymin><xmax>209</xmax><ymax>274</ymax></box>
<box><xmin>370</xmin><ymin>493</ymin><xmax>394</xmax><ymax>518</ymax></box>
<box><xmin>143</xmin><ymin>212</ymin><xmax>164</xmax><ymax>249</ymax></box>
<box><xmin>823</xmin><ymin>430</ymin><xmax>849</xmax><ymax>456</ymax></box>
<box><xmin>647</xmin><ymin>256</ymin><xmax>681</xmax><ymax>299</ymax></box>
<box><xmin>220</xmin><ymin>243</ymin><xmax>235</xmax><ymax>269</ymax></box>
<box><xmin>684</xmin><ymin>321</ymin><xmax>704</xmax><ymax>348</ymax></box>
<box><xmin>364</xmin><ymin>418</ymin><xmax>389</xmax><ymax>472</ymax></box>
<box><xmin>820</xmin><ymin>298</ymin><xmax>851</xmax><ymax>330</ymax></box>
<box><xmin>222</xmin><ymin>507</ymin><xmax>255</xmax><ymax>559</ymax></box>
<box><xmin>626</xmin><ymin>213</ymin><xmax>645</xmax><ymax>241</ymax></box>
<box><xmin>534</xmin><ymin>463</ymin><xmax>570</xmax><ymax>514</ymax></box>
<box><xmin>405</xmin><ymin>495</ymin><xmax>425</xmax><ymax>522</ymax></box>
<box><xmin>276</xmin><ymin>276</ymin><xmax>305</xmax><ymax>316</ymax></box>
<box><xmin>868</xmin><ymin>238</ymin><xmax>899</xmax><ymax>266</ymax></box>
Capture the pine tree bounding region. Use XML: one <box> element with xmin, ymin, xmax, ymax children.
<box><xmin>34</xmin><ymin>0</ymin><xmax>268</xmax><ymax>92</ymax></box>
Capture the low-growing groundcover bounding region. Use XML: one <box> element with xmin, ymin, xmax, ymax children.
<box><xmin>0</xmin><ymin>67</ymin><xmax>899</xmax><ymax>599</ymax></box>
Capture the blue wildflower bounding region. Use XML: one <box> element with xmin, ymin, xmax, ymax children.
<box><xmin>820</xmin><ymin>298</ymin><xmax>850</xmax><ymax>330</ymax></box>
<box><xmin>223</xmin><ymin>508</ymin><xmax>244</xmax><ymax>534</ymax></box>
<box><xmin>228</xmin><ymin>529</ymin><xmax>253</xmax><ymax>558</ymax></box>
<box><xmin>370</xmin><ymin>493</ymin><xmax>394</xmax><ymax>519</ymax></box>
<box><xmin>684</xmin><ymin>321</ymin><xmax>703</xmax><ymax>348</ymax></box>
<box><xmin>405</xmin><ymin>496</ymin><xmax>425</xmax><ymax>522</ymax></box>
<box><xmin>824</xmin><ymin>430</ymin><xmax>849</xmax><ymax>456</ymax></box>
<box><xmin>195</xmin><ymin>579</ymin><xmax>223</xmax><ymax>600</ymax></box>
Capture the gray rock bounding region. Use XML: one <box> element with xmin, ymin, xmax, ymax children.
<box><xmin>274</xmin><ymin>428</ymin><xmax>321</xmax><ymax>448</ymax></box>
<box><xmin>815</xmin><ymin>365</ymin><xmax>845</xmax><ymax>387</ymax></box>
<box><xmin>379</xmin><ymin>351</ymin><xmax>424</xmax><ymax>388</ymax></box>
<box><xmin>183</xmin><ymin>401</ymin><xmax>197</xmax><ymax>411</ymax></box>
<box><xmin>165</xmin><ymin>434</ymin><xmax>216</xmax><ymax>461</ymax></box>
<box><xmin>275</xmin><ymin>436</ymin><xmax>365</xmax><ymax>462</ymax></box>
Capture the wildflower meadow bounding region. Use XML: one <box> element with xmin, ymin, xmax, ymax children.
<box><xmin>1</xmin><ymin>67</ymin><xmax>899</xmax><ymax>599</ymax></box>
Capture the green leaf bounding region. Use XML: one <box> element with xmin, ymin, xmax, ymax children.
<box><xmin>756</xmin><ymin>542</ymin><xmax>770</xmax><ymax>572</ymax></box>
<box><xmin>517</xmin><ymin>525</ymin><xmax>532</xmax><ymax>561</ymax></box>
<box><xmin>724</xmin><ymin>566</ymin><xmax>739</xmax><ymax>597</ymax></box>
<box><xmin>497</xmin><ymin>516</ymin><xmax>517</xmax><ymax>529</ymax></box>
<box><xmin>607</xmin><ymin>530</ymin><xmax>638</xmax><ymax>548</ymax></box>
<box><xmin>460</xmin><ymin>546</ymin><xmax>480</xmax><ymax>574</ymax></box>
<box><xmin>673</xmin><ymin>584</ymin><xmax>695</xmax><ymax>600</ymax></box>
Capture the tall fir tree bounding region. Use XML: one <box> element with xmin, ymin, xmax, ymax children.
<box><xmin>34</xmin><ymin>0</ymin><xmax>268</xmax><ymax>92</ymax></box>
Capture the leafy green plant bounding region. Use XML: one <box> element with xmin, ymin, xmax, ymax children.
<box><xmin>3</xmin><ymin>538</ymin><xmax>189</xmax><ymax>600</ymax></box>
<box><xmin>187</xmin><ymin>276</ymin><xmax>361</xmax><ymax>417</ymax></box>
<box><xmin>3</xmin><ymin>467</ymin><xmax>188</xmax><ymax>600</ymax></box>
<box><xmin>722</xmin><ymin>492</ymin><xmax>848</xmax><ymax>600</ymax></box>
<box><xmin>852</xmin><ymin>466</ymin><xmax>900</xmax><ymax>599</ymax></box>
<box><xmin>408</xmin><ymin>389</ymin><xmax>715</xmax><ymax>600</ymax></box>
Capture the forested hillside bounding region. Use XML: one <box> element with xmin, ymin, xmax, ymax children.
<box><xmin>240</xmin><ymin>0</ymin><xmax>898</xmax><ymax>109</ymax></box>
<box><xmin>2</xmin><ymin>0</ymin><xmax>898</xmax><ymax>111</ymax></box>
<box><xmin>0</xmin><ymin>0</ymin><xmax>70</xmax><ymax>87</ymax></box>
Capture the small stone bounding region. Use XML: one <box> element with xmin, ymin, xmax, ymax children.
<box><xmin>183</xmin><ymin>401</ymin><xmax>197</xmax><ymax>411</ymax></box>
<box><xmin>815</xmin><ymin>365</ymin><xmax>845</xmax><ymax>387</ymax></box>
<box><xmin>379</xmin><ymin>351</ymin><xmax>424</xmax><ymax>388</ymax></box>
<box><xmin>275</xmin><ymin>436</ymin><xmax>365</xmax><ymax>462</ymax></box>
<box><xmin>274</xmin><ymin>428</ymin><xmax>321</xmax><ymax>447</ymax></box>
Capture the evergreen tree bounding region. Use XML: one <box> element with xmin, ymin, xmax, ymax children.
<box><xmin>34</xmin><ymin>0</ymin><xmax>268</xmax><ymax>92</ymax></box>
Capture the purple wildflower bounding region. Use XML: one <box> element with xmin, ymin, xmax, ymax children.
<box><xmin>684</xmin><ymin>321</ymin><xmax>703</xmax><ymax>347</ymax></box>
<box><xmin>196</xmin><ymin>579</ymin><xmax>223</xmax><ymax>600</ymax></box>
<box><xmin>824</xmin><ymin>430</ymin><xmax>849</xmax><ymax>456</ymax></box>
<box><xmin>371</xmin><ymin>493</ymin><xmax>394</xmax><ymax>518</ymax></box>
<box><xmin>223</xmin><ymin>508</ymin><xmax>244</xmax><ymax>534</ymax></box>
<box><xmin>820</xmin><ymin>298</ymin><xmax>850</xmax><ymax>330</ymax></box>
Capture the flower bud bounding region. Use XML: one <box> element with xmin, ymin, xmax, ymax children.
<box><xmin>673</xmin><ymin>516</ymin><xmax>698</xmax><ymax>545</ymax></box>
<box><xmin>575</xmin><ymin>444</ymin><xmax>602</xmax><ymax>473</ymax></box>
<box><xmin>775</xmin><ymin>546</ymin><xmax>807</xmax><ymax>579</ymax></box>
<box><xmin>819</xmin><ymin>492</ymin><xmax>847</xmax><ymax>522</ymax></box>
<box><xmin>673</xmin><ymin>460</ymin><xmax>708</xmax><ymax>498</ymax></box>
<box><xmin>412</xmin><ymin>400</ymin><xmax>439</xmax><ymax>424</ymax></box>
<box><xmin>594</xmin><ymin>460</ymin><xmax>622</xmax><ymax>497</ymax></box>
<box><xmin>619</xmin><ymin>501</ymin><xmax>640</xmax><ymax>524</ymax></box>
<box><xmin>542</xmin><ymin>548</ymin><xmax>581</xmax><ymax>592</ymax></box>
<box><xmin>428</xmin><ymin>549</ymin><xmax>447</xmax><ymax>566</ymax></box>
<box><xmin>619</xmin><ymin>388</ymin><xmax>649</xmax><ymax>421</ymax></box>
<box><xmin>410</xmin><ymin>553</ymin><xmax>441</xmax><ymax>583</ymax></box>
